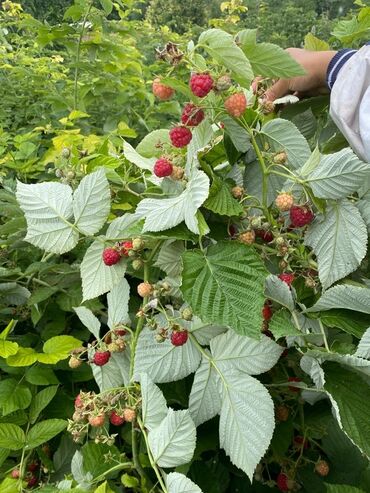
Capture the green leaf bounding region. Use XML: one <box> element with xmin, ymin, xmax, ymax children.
<box><xmin>305</xmin><ymin>200</ymin><xmax>368</xmax><ymax>289</ymax></box>
<box><xmin>324</xmin><ymin>362</ymin><xmax>370</xmax><ymax>458</ymax></box>
<box><xmin>217</xmin><ymin>371</ymin><xmax>274</xmax><ymax>481</ymax></box>
<box><xmin>133</xmin><ymin>328</ymin><xmax>201</xmax><ymax>383</ymax></box>
<box><xmin>99</xmin><ymin>0</ymin><xmax>113</xmax><ymax>15</ymax></box>
<box><xmin>107</xmin><ymin>278</ymin><xmax>130</xmax><ymax>329</ymax></box>
<box><xmin>181</xmin><ymin>242</ymin><xmax>267</xmax><ymax>337</ymax></box>
<box><xmin>166</xmin><ymin>472</ymin><xmax>203</xmax><ymax>493</ymax></box>
<box><xmin>198</xmin><ymin>29</ymin><xmax>253</xmax><ymax>87</ymax></box>
<box><xmin>0</xmin><ymin>340</ymin><xmax>19</xmax><ymax>358</ymax></box>
<box><xmin>0</xmin><ymin>379</ymin><xmax>32</xmax><ymax>416</ymax></box>
<box><xmin>136</xmin><ymin>169</ymin><xmax>210</xmax><ymax>235</ymax></box>
<box><xmin>140</xmin><ymin>373</ymin><xmax>168</xmax><ymax>432</ymax></box>
<box><xmin>261</xmin><ymin>119</ymin><xmax>311</xmax><ymax>170</ymax></box>
<box><xmin>222</xmin><ymin>116</ymin><xmax>251</xmax><ymax>153</ymax></box>
<box><xmin>38</xmin><ymin>335</ymin><xmax>82</xmax><ymax>364</ymax></box>
<box><xmin>356</xmin><ymin>327</ymin><xmax>370</xmax><ymax>359</ymax></box>
<box><xmin>265</xmin><ymin>274</ymin><xmax>295</xmax><ymax>311</ymax></box>
<box><xmin>154</xmin><ymin>240</ymin><xmax>184</xmax><ymax>278</ymax></box>
<box><xmin>0</xmin><ymin>424</ymin><xmax>25</xmax><ymax>450</ymax></box>
<box><xmin>25</xmin><ymin>366</ymin><xmax>59</xmax><ymax>386</ymax></box>
<box><xmin>318</xmin><ymin>309</ymin><xmax>370</xmax><ymax>339</ymax></box>
<box><xmin>0</xmin><ymin>320</ymin><xmax>16</xmax><ymax>340</ymax></box>
<box><xmin>304</xmin><ymin>149</ymin><xmax>370</xmax><ymax>199</ymax></box>
<box><xmin>242</xmin><ymin>43</ymin><xmax>305</xmax><ymax>78</ymax></box>
<box><xmin>357</xmin><ymin>191</ymin><xmax>370</xmax><ymax>233</ymax></box>
<box><xmin>0</xmin><ymin>478</ymin><xmax>20</xmax><ymax>493</ymax></box>
<box><xmin>210</xmin><ymin>331</ymin><xmax>282</xmax><ymax>375</ymax></box>
<box><xmin>148</xmin><ymin>409</ymin><xmax>196</xmax><ymax>467</ymax></box>
<box><xmin>121</xmin><ymin>474</ymin><xmax>139</xmax><ymax>488</ymax></box>
<box><xmin>74</xmin><ymin>306</ymin><xmax>101</xmax><ymax>339</ymax></box>
<box><xmin>325</xmin><ymin>485</ymin><xmax>365</xmax><ymax>493</ymax></box>
<box><xmin>269</xmin><ymin>310</ymin><xmax>301</xmax><ymax>338</ymax></box>
<box><xmin>81</xmin><ymin>240</ymin><xmax>127</xmax><ymax>302</ymax></box>
<box><xmin>73</xmin><ymin>169</ymin><xmax>110</xmax><ymax>235</ymax></box>
<box><xmin>306</xmin><ymin>285</ymin><xmax>370</xmax><ymax>314</ymax></box>
<box><xmin>136</xmin><ymin>129</ymin><xmax>171</xmax><ymax>158</ymax></box>
<box><xmin>304</xmin><ymin>33</ymin><xmax>330</xmax><ymax>51</ymax></box>
<box><xmin>26</xmin><ymin>419</ymin><xmax>67</xmax><ymax>449</ymax></box>
<box><xmin>16</xmin><ymin>181</ymin><xmax>78</xmax><ymax>254</ymax></box>
<box><xmin>29</xmin><ymin>386</ymin><xmax>58</xmax><ymax>424</ymax></box>
<box><xmin>203</xmin><ymin>177</ymin><xmax>243</xmax><ymax>217</ymax></box>
<box><xmin>92</xmin><ymin>351</ymin><xmax>130</xmax><ymax>391</ymax></box>
<box><xmin>7</xmin><ymin>347</ymin><xmax>38</xmax><ymax>367</ymax></box>
<box><xmin>189</xmin><ymin>357</ymin><xmax>221</xmax><ymax>427</ymax></box>
<box><xmin>123</xmin><ymin>140</ymin><xmax>156</xmax><ymax>172</ymax></box>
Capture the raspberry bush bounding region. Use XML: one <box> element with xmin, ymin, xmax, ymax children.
<box><xmin>1</xmin><ymin>5</ymin><xmax>370</xmax><ymax>493</ymax></box>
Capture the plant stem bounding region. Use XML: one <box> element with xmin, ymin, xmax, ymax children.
<box><xmin>137</xmin><ymin>417</ymin><xmax>168</xmax><ymax>493</ymax></box>
<box><xmin>73</xmin><ymin>2</ymin><xmax>93</xmax><ymax>110</ymax></box>
<box><xmin>318</xmin><ymin>320</ymin><xmax>331</xmax><ymax>352</ymax></box>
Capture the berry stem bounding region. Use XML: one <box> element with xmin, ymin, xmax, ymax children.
<box><xmin>318</xmin><ymin>319</ymin><xmax>331</xmax><ymax>352</ymax></box>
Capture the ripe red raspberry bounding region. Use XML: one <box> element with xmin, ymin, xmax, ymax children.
<box><xmin>123</xmin><ymin>408</ymin><xmax>136</xmax><ymax>422</ymax></box>
<box><xmin>170</xmin><ymin>330</ymin><xmax>189</xmax><ymax>346</ymax></box>
<box><xmin>189</xmin><ymin>73</ymin><xmax>213</xmax><ymax>97</ymax></box>
<box><xmin>27</xmin><ymin>475</ymin><xmax>38</xmax><ymax>488</ymax></box>
<box><xmin>110</xmin><ymin>411</ymin><xmax>125</xmax><ymax>426</ymax></box>
<box><xmin>315</xmin><ymin>460</ymin><xmax>330</xmax><ymax>477</ymax></box>
<box><xmin>255</xmin><ymin>229</ymin><xmax>274</xmax><ymax>243</ymax></box>
<box><xmin>276</xmin><ymin>473</ymin><xmax>289</xmax><ymax>492</ymax></box>
<box><xmin>27</xmin><ymin>462</ymin><xmax>39</xmax><ymax>473</ymax></box>
<box><xmin>121</xmin><ymin>241</ymin><xmax>133</xmax><ymax>257</ymax></box>
<box><xmin>224</xmin><ymin>93</ymin><xmax>247</xmax><ymax>117</ymax></box>
<box><xmin>152</xmin><ymin>78</ymin><xmax>174</xmax><ymax>100</ymax></box>
<box><xmin>290</xmin><ymin>205</ymin><xmax>314</xmax><ymax>227</ymax></box>
<box><xmin>11</xmin><ymin>469</ymin><xmax>20</xmax><ymax>479</ymax></box>
<box><xmin>102</xmin><ymin>247</ymin><xmax>121</xmax><ymax>266</ymax></box>
<box><xmin>293</xmin><ymin>436</ymin><xmax>309</xmax><ymax>449</ymax></box>
<box><xmin>169</xmin><ymin>126</ymin><xmax>192</xmax><ymax>148</ymax></box>
<box><xmin>154</xmin><ymin>157</ymin><xmax>173</xmax><ymax>177</ymax></box>
<box><xmin>93</xmin><ymin>351</ymin><xmax>111</xmax><ymax>366</ymax></box>
<box><xmin>88</xmin><ymin>414</ymin><xmax>105</xmax><ymax>427</ymax></box>
<box><xmin>137</xmin><ymin>282</ymin><xmax>153</xmax><ymax>297</ymax></box>
<box><xmin>114</xmin><ymin>328</ymin><xmax>127</xmax><ymax>337</ymax></box>
<box><xmin>74</xmin><ymin>393</ymin><xmax>83</xmax><ymax>409</ymax></box>
<box><xmin>181</xmin><ymin>103</ymin><xmax>205</xmax><ymax>126</ymax></box>
<box><xmin>262</xmin><ymin>303</ymin><xmax>272</xmax><ymax>321</ymax></box>
<box><xmin>278</xmin><ymin>273</ymin><xmax>295</xmax><ymax>286</ymax></box>
<box><xmin>288</xmin><ymin>376</ymin><xmax>301</xmax><ymax>392</ymax></box>
<box><xmin>275</xmin><ymin>193</ymin><xmax>294</xmax><ymax>212</ymax></box>
<box><xmin>239</xmin><ymin>230</ymin><xmax>255</xmax><ymax>245</ymax></box>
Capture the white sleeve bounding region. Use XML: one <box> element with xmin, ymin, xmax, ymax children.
<box><xmin>330</xmin><ymin>45</ymin><xmax>370</xmax><ymax>162</ymax></box>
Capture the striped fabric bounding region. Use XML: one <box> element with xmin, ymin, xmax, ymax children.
<box><xmin>326</xmin><ymin>48</ymin><xmax>357</xmax><ymax>90</ymax></box>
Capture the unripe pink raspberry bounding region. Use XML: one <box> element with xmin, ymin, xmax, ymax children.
<box><xmin>88</xmin><ymin>414</ymin><xmax>105</xmax><ymax>427</ymax></box>
<box><xmin>137</xmin><ymin>282</ymin><xmax>153</xmax><ymax>297</ymax></box>
<box><xmin>224</xmin><ymin>93</ymin><xmax>247</xmax><ymax>117</ymax></box>
<box><xmin>181</xmin><ymin>103</ymin><xmax>205</xmax><ymax>126</ymax></box>
<box><xmin>290</xmin><ymin>205</ymin><xmax>314</xmax><ymax>227</ymax></box>
<box><xmin>190</xmin><ymin>73</ymin><xmax>213</xmax><ymax>97</ymax></box>
<box><xmin>110</xmin><ymin>411</ymin><xmax>125</xmax><ymax>426</ymax></box>
<box><xmin>275</xmin><ymin>193</ymin><xmax>294</xmax><ymax>212</ymax></box>
<box><xmin>102</xmin><ymin>247</ymin><xmax>121</xmax><ymax>266</ymax></box>
<box><xmin>169</xmin><ymin>126</ymin><xmax>192</xmax><ymax>148</ymax></box>
<box><xmin>152</xmin><ymin>78</ymin><xmax>174</xmax><ymax>100</ymax></box>
<box><xmin>278</xmin><ymin>273</ymin><xmax>295</xmax><ymax>286</ymax></box>
<box><xmin>123</xmin><ymin>408</ymin><xmax>136</xmax><ymax>422</ymax></box>
<box><xmin>154</xmin><ymin>157</ymin><xmax>173</xmax><ymax>177</ymax></box>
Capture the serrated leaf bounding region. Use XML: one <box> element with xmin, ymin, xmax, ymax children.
<box><xmin>0</xmin><ymin>340</ymin><xmax>19</xmax><ymax>358</ymax></box>
<box><xmin>106</xmin><ymin>213</ymin><xmax>143</xmax><ymax>240</ymax></box>
<box><xmin>38</xmin><ymin>335</ymin><xmax>82</xmax><ymax>364</ymax></box>
<box><xmin>136</xmin><ymin>129</ymin><xmax>171</xmax><ymax>158</ymax></box>
<box><xmin>29</xmin><ymin>386</ymin><xmax>58</xmax><ymax>424</ymax></box>
<box><xmin>123</xmin><ymin>141</ymin><xmax>156</xmax><ymax>171</ymax></box>
<box><xmin>357</xmin><ymin>191</ymin><xmax>370</xmax><ymax>232</ymax></box>
<box><xmin>199</xmin><ymin>29</ymin><xmax>253</xmax><ymax>87</ymax></box>
<box><xmin>306</xmin><ymin>284</ymin><xmax>370</xmax><ymax>314</ymax></box>
<box><xmin>186</xmin><ymin>120</ymin><xmax>214</xmax><ymax>172</ymax></box>
<box><xmin>0</xmin><ymin>478</ymin><xmax>18</xmax><ymax>493</ymax></box>
<box><xmin>81</xmin><ymin>240</ymin><xmax>127</xmax><ymax>301</ymax></box>
<box><xmin>325</xmin><ymin>485</ymin><xmax>365</xmax><ymax>493</ymax></box>
<box><xmin>223</xmin><ymin>116</ymin><xmax>251</xmax><ymax>153</ymax></box>
<box><xmin>210</xmin><ymin>331</ymin><xmax>282</xmax><ymax>375</ymax></box>
<box><xmin>300</xmin><ymin>354</ymin><xmax>326</xmax><ymax>388</ymax></box>
<box><xmin>324</xmin><ymin>362</ymin><xmax>370</xmax><ymax>458</ymax></box>
<box><xmin>136</xmin><ymin>169</ymin><xmax>209</xmax><ymax>235</ymax></box>
<box><xmin>154</xmin><ymin>240</ymin><xmax>184</xmax><ymax>278</ymax></box>
<box><xmin>304</xmin><ymin>33</ymin><xmax>330</xmax><ymax>51</ymax></box>
<box><xmin>148</xmin><ymin>409</ymin><xmax>196</xmax><ymax>467</ymax></box>
<box><xmin>242</xmin><ymin>42</ymin><xmax>305</xmax><ymax>78</ymax></box>
<box><xmin>265</xmin><ymin>274</ymin><xmax>295</xmax><ymax>311</ymax></box>
<box><xmin>203</xmin><ymin>177</ymin><xmax>243</xmax><ymax>216</ymax></box>
<box><xmin>217</xmin><ymin>370</ymin><xmax>274</xmax><ymax>481</ymax></box>
<box><xmin>7</xmin><ymin>347</ymin><xmax>38</xmax><ymax>367</ymax></box>
<box><xmin>74</xmin><ymin>306</ymin><xmax>101</xmax><ymax>339</ymax></box>
<box><xmin>261</xmin><ymin>119</ymin><xmax>311</xmax><ymax>169</ymax></box>
<box><xmin>16</xmin><ymin>181</ymin><xmax>78</xmax><ymax>254</ymax></box>
<box><xmin>73</xmin><ymin>169</ymin><xmax>110</xmax><ymax>235</ymax></box>
<box><xmin>140</xmin><ymin>373</ymin><xmax>168</xmax><ymax>431</ymax></box>
<box><xmin>355</xmin><ymin>327</ymin><xmax>370</xmax><ymax>359</ymax></box>
<box><xmin>181</xmin><ymin>242</ymin><xmax>267</xmax><ymax>337</ymax></box>
<box><xmin>305</xmin><ymin>200</ymin><xmax>368</xmax><ymax>289</ymax></box>
<box><xmin>319</xmin><ymin>309</ymin><xmax>369</xmax><ymax>338</ymax></box>
<box><xmin>244</xmin><ymin>160</ymin><xmax>285</xmax><ymax>208</ymax></box>
<box><xmin>0</xmin><ymin>379</ymin><xmax>32</xmax><ymax>416</ymax></box>
<box><xmin>0</xmin><ymin>424</ymin><xmax>25</xmax><ymax>450</ymax></box>
<box><xmin>26</xmin><ymin>419</ymin><xmax>67</xmax><ymax>449</ymax></box>
<box><xmin>107</xmin><ymin>277</ymin><xmax>130</xmax><ymax>329</ymax></box>
<box><xmin>92</xmin><ymin>351</ymin><xmax>130</xmax><ymax>391</ymax></box>
<box><xmin>304</xmin><ymin>149</ymin><xmax>370</xmax><ymax>199</ymax></box>
<box><xmin>133</xmin><ymin>328</ymin><xmax>201</xmax><ymax>383</ymax></box>
<box><xmin>269</xmin><ymin>309</ymin><xmax>301</xmax><ymax>338</ymax></box>
<box><xmin>191</xmin><ymin>319</ymin><xmax>227</xmax><ymax>345</ymax></box>
<box><xmin>189</xmin><ymin>357</ymin><xmax>221</xmax><ymax>426</ymax></box>
<box><xmin>166</xmin><ymin>472</ymin><xmax>203</xmax><ymax>493</ymax></box>
<box><xmin>71</xmin><ymin>450</ymin><xmax>93</xmax><ymax>489</ymax></box>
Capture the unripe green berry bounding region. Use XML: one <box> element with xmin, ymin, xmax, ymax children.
<box><xmin>181</xmin><ymin>307</ymin><xmax>193</xmax><ymax>321</ymax></box>
<box><xmin>132</xmin><ymin>238</ymin><xmax>145</xmax><ymax>251</ymax></box>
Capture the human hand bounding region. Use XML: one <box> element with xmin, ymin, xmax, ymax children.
<box><xmin>257</xmin><ymin>48</ymin><xmax>337</xmax><ymax>101</ymax></box>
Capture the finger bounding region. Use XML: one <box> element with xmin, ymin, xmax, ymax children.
<box><xmin>251</xmin><ymin>76</ymin><xmax>264</xmax><ymax>94</ymax></box>
<box><xmin>264</xmin><ymin>79</ymin><xmax>290</xmax><ymax>102</ymax></box>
